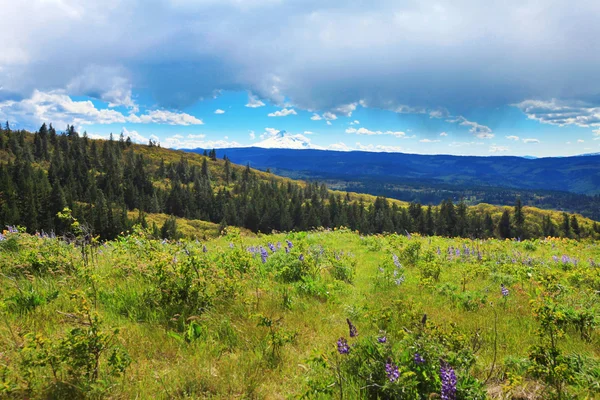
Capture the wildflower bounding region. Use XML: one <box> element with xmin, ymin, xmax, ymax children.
<box><xmin>285</xmin><ymin>247</ymin><xmax>290</xmax><ymax>253</ymax></box>
<box><xmin>260</xmin><ymin>246</ymin><xmax>268</xmax><ymax>263</ymax></box>
<box><xmin>414</xmin><ymin>353</ymin><xmax>425</xmax><ymax>364</ymax></box>
<box><xmin>437</xmin><ymin>247</ymin><xmax>441</xmax><ymax>255</ymax></box>
<box><xmin>377</xmin><ymin>336</ymin><xmax>387</xmax><ymax>343</ymax></box>
<box><xmin>286</xmin><ymin>239</ymin><xmax>293</xmax><ymax>249</ymax></box>
<box><xmin>268</xmin><ymin>242</ymin><xmax>276</xmax><ymax>252</ymax></box>
<box><xmin>385</xmin><ymin>361</ymin><xmax>400</xmax><ymax>382</ymax></box>
<box><xmin>277</xmin><ymin>241</ymin><xmax>282</xmax><ymax>249</ymax></box>
<box><xmin>299</xmin><ymin>254</ymin><xmax>304</xmax><ymax>262</ymax></box>
<box><xmin>501</xmin><ymin>284</ymin><xmax>509</xmax><ymax>297</ymax></box>
<box><xmin>392</xmin><ymin>254</ymin><xmax>401</xmax><ymax>269</ymax></box>
<box><xmin>0</xmin><ymin>233</ymin><xmax>5</xmax><ymax>241</ymax></box>
<box><xmin>455</xmin><ymin>248</ymin><xmax>460</xmax><ymax>257</ymax></box>
<box><xmin>395</xmin><ymin>276</ymin><xmax>405</xmax><ymax>285</ymax></box>
<box><xmin>440</xmin><ymin>363</ymin><xmax>457</xmax><ymax>400</ymax></box>
<box><xmin>337</xmin><ymin>337</ymin><xmax>350</xmax><ymax>354</ymax></box>
<box><xmin>229</xmin><ymin>242</ymin><xmax>235</xmax><ymax>248</ymax></box>
<box><xmin>202</xmin><ymin>245</ymin><xmax>208</xmax><ymax>253</ymax></box>
<box><xmin>346</xmin><ymin>318</ymin><xmax>358</xmax><ymax>337</ymax></box>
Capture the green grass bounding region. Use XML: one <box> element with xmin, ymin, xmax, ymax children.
<box><xmin>1</xmin><ymin>228</ymin><xmax>599</xmax><ymax>399</ymax></box>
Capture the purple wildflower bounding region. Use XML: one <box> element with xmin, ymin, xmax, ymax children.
<box><xmin>393</xmin><ymin>254</ymin><xmax>401</xmax><ymax>269</ymax></box>
<box><xmin>260</xmin><ymin>246</ymin><xmax>269</xmax><ymax>263</ymax></box>
<box><xmin>337</xmin><ymin>338</ymin><xmax>350</xmax><ymax>354</ymax></box>
<box><xmin>437</xmin><ymin>247</ymin><xmax>441</xmax><ymax>255</ymax></box>
<box><xmin>202</xmin><ymin>245</ymin><xmax>208</xmax><ymax>253</ymax></box>
<box><xmin>395</xmin><ymin>276</ymin><xmax>405</xmax><ymax>285</ymax></box>
<box><xmin>268</xmin><ymin>242</ymin><xmax>276</xmax><ymax>253</ymax></box>
<box><xmin>299</xmin><ymin>254</ymin><xmax>304</xmax><ymax>262</ymax></box>
<box><xmin>501</xmin><ymin>284</ymin><xmax>509</xmax><ymax>297</ymax></box>
<box><xmin>455</xmin><ymin>248</ymin><xmax>460</xmax><ymax>257</ymax></box>
<box><xmin>285</xmin><ymin>247</ymin><xmax>290</xmax><ymax>253</ymax></box>
<box><xmin>0</xmin><ymin>233</ymin><xmax>6</xmax><ymax>241</ymax></box>
<box><xmin>229</xmin><ymin>242</ymin><xmax>235</xmax><ymax>248</ymax></box>
<box><xmin>562</xmin><ymin>255</ymin><xmax>570</xmax><ymax>264</ymax></box>
<box><xmin>440</xmin><ymin>363</ymin><xmax>457</xmax><ymax>400</ymax></box>
<box><xmin>346</xmin><ymin>318</ymin><xmax>358</xmax><ymax>337</ymax></box>
<box><xmin>385</xmin><ymin>361</ymin><xmax>400</xmax><ymax>382</ymax></box>
<box><xmin>414</xmin><ymin>353</ymin><xmax>425</xmax><ymax>364</ymax></box>
<box><xmin>377</xmin><ymin>336</ymin><xmax>387</xmax><ymax>343</ymax></box>
<box><xmin>286</xmin><ymin>239</ymin><xmax>293</xmax><ymax>249</ymax></box>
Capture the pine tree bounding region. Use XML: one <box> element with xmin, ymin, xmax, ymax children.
<box><xmin>570</xmin><ymin>215</ymin><xmax>581</xmax><ymax>238</ymax></box>
<box><xmin>498</xmin><ymin>210</ymin><xmax>512</xmax><ymax>239</ymax></box>
<box><xmin>561</xmin><ymin>212</ymin><xmax>571</xmax><ymax>237</ymax></box>
<box><xmin>513</xmin><ymin>197</ymin><xmax>525</xmax><ymax>239</ymax></box>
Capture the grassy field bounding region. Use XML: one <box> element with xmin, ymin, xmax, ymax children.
<box><xmin>1</xmin><ymin>227</ymin><xmax>599</xmax><ymax>399</ymax></box>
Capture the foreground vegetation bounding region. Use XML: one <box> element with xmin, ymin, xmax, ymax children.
<box><xmin>1</xmin><ymin>224</ymin><xmax>599</xmax><ymax>399</ymax></box>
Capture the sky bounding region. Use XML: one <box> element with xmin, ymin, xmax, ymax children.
<box><xmin>1</xmin><ymin>0</ymin><xmax>600</xmax><ymax>157</ymax></box>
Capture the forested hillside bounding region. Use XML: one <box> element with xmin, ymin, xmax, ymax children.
<box><xmin>1</xmin><ymin>123</ymin><xmax>599</xmax><ymax>240</ymax></box>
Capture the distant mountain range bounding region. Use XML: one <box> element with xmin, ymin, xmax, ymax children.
<box><xmin>186</xmin><ymin>147</ymin><xmax>600</xmax><ymax>196</ymax></box>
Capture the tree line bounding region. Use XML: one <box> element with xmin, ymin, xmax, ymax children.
<box><xmin>0</xmin><ymin>123</ymin><xmax>598</xmax><ymax>240</ymax></box>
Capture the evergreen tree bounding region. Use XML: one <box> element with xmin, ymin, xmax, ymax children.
<box><xmin>498</xmin><ymin>210</ymin><xmax>512</xmax><ymax>239</ymax></box>
<box><xmin>561</xmin><ymin>212</ymin><xmax>571</xmax><ymax>237</ymax></box>
<box><xmin>513</xmin><ymin>197</ymin><xmax>525</xmax><ymax>239</ymax></box>
<box><xmin>570</xmin><ymin>215</ymin><xmax>581</xmax><ymax>238</ymax></box>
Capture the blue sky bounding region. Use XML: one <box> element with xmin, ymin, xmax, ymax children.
<box><xmin>1</xmin><ymin>0</ymin><xmax>600</xmax><ymax>156</ymax></box>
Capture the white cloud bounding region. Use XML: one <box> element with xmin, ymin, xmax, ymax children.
<box><xmin>267</xmin><ymin>108</ymin><xmax>297</xmax><ymax>117</ymax></box>
<box><xmin>121</xmin><ymin>127</ymin><xmax>149</xmax><ymax>144</ymax></box>
<box><xmin>349</xmin><ymin>120</ymin><xmax>360</xmax><ymax>125</ymax></box>
<box><xmin>505</xmin><ymin>135</ymin><xmax>520</xmax><ymax>141</ymax></box>
<box><xmin>245</xmin><ymin>93</ymin><xmax>265</xmax><ymax>108</ymax></box>
<box><xmin>322</xmin><ymin>112</ymin><xmax>337</xmax><ymax>121</ymax></box>
<box><xmin>326</xmin><ymin>121</ymin><xmax>332</xmax><ymax>125</ymax></box>
<box><xmin>577</xmin><ymin>139</ymin><xmax>585</xmax><ymax>143</ymax></box>
<box><xmin>419</xmin><ymin>138</ymin><xmax>440</xmax><ymax>143</ymax></box>
<box><xmin>355</xmin><ymin>142</ymin><xmax>404</xmax><ymax>153</ymax></box>
<box><xmin>0</xmin><ymin>90</ymin><xmax>203</xmax><ymax>128</ymax></box>
<box><xmin>449</xmin><ymin>141</ymin><xmax>485</xmax><ymax>147</ymax></box>
<box><xmin>345</xmin><ymin>126</ymin><xmax>406</xmax><ymax>138</ymax></box>
<box><xmin>162</xmin><ymin>136</ymin><xmax>241</xmax><ymax>149</ymax></box>
<box><xmin>214</xmin><ymin>109</ymin><xmax>225</xmax><ymax>114</ymax></box>
<box><xmin>489</xmin><ymin>145</ymin><xmax>509</xmax><ymax>153</ymax></box>
<box><xmin>327</xmin><ymin>142</ymin><xmax>352</xmax><ymax>151</ymax></box>
<box><xmin>522</xmin><ymin>138</ymin><xmax>540</xmax><ymax>144</ymax></box>
<box><xmin>428</xmin><ymin>108</ymin><xmax>450</xmax><ymax>119</ymax></box>
<box><xmin>249</xmin><ymin>130</ymin><xmax>256</xmax><ymax>140</ymax></box>
<box><xmin>303</xmin><ymin>131</ymin><xmax>314</xmax><ymax>135</ymax></box>
<box><xmin>514</xmin><ymin>99</ymin><xmax>600</xmax><ymax>127</ymax></box>
<box><xmin>310</xmin><ymin>113</ymin><xmax>322</xmax><ymax>121</ymax></box>
<box><xmin>333</xmin><ymin>103</ymin><xmax>358</xmax><ymax>117</ymax></box>
<box><xmin>260</xmin><ymin>127</ymin><xmax>280</xmax><ymax>139</ymax></box>
<box><xmin>439</xmin><ymin>132</ymin><xmax>448</xmax><ymax>136</ymax></box>
<box><xmin>447</xmin><ymin>116</ymin><xmax>493</xmax><ymax>139</ymax></box>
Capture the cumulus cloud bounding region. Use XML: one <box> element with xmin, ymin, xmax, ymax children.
<box><xmin>355</xmin><ymin>142</ymin><xmax>405</xmax><ymax>153</ymax></box>
<box><xmin>214</xmin><ymin>109</ymin><xmax>225</xmax><ymax>114</ymax></box>
<box><xmin>505</xmin><ymin>135</ymin><xmax>520</xmax><ymax>141</ymax></box>
<box><xmin>522</xmin><ymin>138</ymin><xmax>540</xmax><ymax>144</ymax></box>
<box><xmin>245</xmin><ymin>93</ymin><xmax>265</xmax><ymax>108</ymax></box>
<box><xmin>249</xmin><ymin>130</ymin><xmax>256</xmax><ymax>140</ymax></box>
<box><xmin>267</xmin><ymin>108</ymin><xmax>297</xmax><ymax>117</ymax></box>
<box><xmin>0</xmin><ymin>90</ymin><xmax>203</xmax><ymax>129</ymax></box>
<box><xmin>489</xmin><ymin>145</ymin><xmax>510</xmax><ymax>153</ymax></box>
<box><xmin>328</xmin><ymin>142</ymin><xmax>351</xmax><ymax>151</ymax></box>
<box><xmin>310</xmin><ymin>113</ymin><xmax>322</xmax><ymax>121</ymax></box>
<box><xmin>514</xmin><ymin>99</ymin><xmax>600</xmax><ymax>127</ymax></box>
<box><xmin>346</xmin><ymin>127</ymin><xmax>406</xmax><ymax>137</ymax></box>
<box><xmin>322</xmin><ymin>112</ymin><xmax>337</xmax><ymax>121</ymax></box>
<box><xmin>439</xmin><ymin>132</ymin><xmax>448</xmax><ymax>136</ymax></box>
<box><xmin>447</xmin><ymin>116</ymin><xmax>493</xmax><ymax>139</ymax></box>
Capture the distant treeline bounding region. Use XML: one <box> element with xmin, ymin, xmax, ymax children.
<box><xmin>0</xmin><ymin>123</ymin><xmax>598</xmax><ymax>240</ymax></box>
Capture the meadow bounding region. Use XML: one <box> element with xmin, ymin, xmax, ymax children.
<box><xmin>1</xmin><ymin>225</ymin><xmax>599</xmax><ymax>399</ymax></box>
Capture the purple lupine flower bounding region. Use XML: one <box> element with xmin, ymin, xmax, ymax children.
<box><xmin>440</xmin><ymin>363</ymin><xmax>457</xmax><ymax>400</ymax></box>
<box><xmin>385</xmin><ymin>361</ymin><xmax>400</xmax><ymax>382</ymax></box>
<box><xmin>395</xmin><ymin>276</ymin><xmax>405</xmax><ymax>286</ymax></box>
<box><xmin>393</xmin><ymin>254</ymin><xmax>402</xmax><ymax>269</ymax></box>
<box><xmin>286</xmin><ymin>239</ymin><xmax>293</xmax><ymax>249</ymax></box>
<box><xmin>377</xmin><ymin>336</ymin><xmax>387</xmax><ymax>343</ymax></box>
<box><xmin>405</xmin><ymin>230</ymin><xmax>411</xmax><ymax>239</ymax></box>
<box><xmin>161</xmin><ymin>239</ymin><xmax>168</xmax><ymax>245</ymax></box>
<box><xmin>268</xmin><ymin>242</ymin><xmax>276</xmax><ymax>253</ymax></box>
<box><xmin>437</xmin><ymin>247</ymin><xmax>441</xmax><ymax>255</ymax></box>
<box><xmin>414</xmin><ymin>353</ymin><xmax>425</xmax><ymax>364</ymax></box>
<box><xmin>455</xmin><ymin>248</ymin><xmax>460</xmax><ymax>257</ymax></box>
<box><xmin>229</xmin><ymin>242</ymin><xmax>235</xmax><ymax>248</ymax></box>
<box><xmin>501</xmin><ymin>284</ymin><xmax>509</xmax><ymax>297</ymax></box>
<box><xmin>202</xmin><ymin>245</ymin><xmax>208</xmax><ymax>253</ymax></box>
<box><xmin>346</xmin><ymin>319</ymin><xmax>358</xmax><ymax>337</ymax></box>
<box><xmin>285</xmin><ymin>247</ymin><xmax>290</xmax><ymax>253</ymax></box>
<box><xmin>562</xmin><ymin>255</ymin><xmax>570</xmax><ymax>264</ymax></box>
<box><xmin>0</xmin><ymin>233</ymin><xmax>6</xmax><ymax>241</ymax></box>
<box><xmin>276</xmin><ymin>242</ymin><xmax>282</xmax><ymax>250</ymax></box>
<box><xmin>337</xmin><ymin>338</ymin><xmax>350</xmax><ymax>354</ymax></box>
<box><xmin>260</xmin><ymin>246</ymin><xmax>268</xmax><ymax>263</ymax></box>
<box><xmin>378</xmin><ymin>267</ymin><xmax>385</xmax><ymax>273</ymax></box>
<box><xmin>7</xmin><ymin>226</ymin><xmax>17</xmax><ymax>233</ymax></box>
<box><xmin>299</xmin><ymin>254</ymin><xmax>304</xmax><ymax>262</ymax></box>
